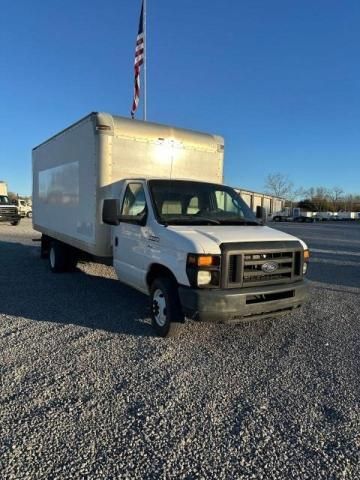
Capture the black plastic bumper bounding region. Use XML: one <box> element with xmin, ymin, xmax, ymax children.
<box><xmin>178</xmin><ymin>279</ymin><xmax>309</xmax><ymax>323</ymax></box>
<box><xmin>0</xmin><ymin>214</ymin><xmax>21</xmax><ymax>223</ymax></box>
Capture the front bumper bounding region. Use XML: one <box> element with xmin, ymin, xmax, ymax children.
<box><xmin>178</xmin><ymin>279</ymin><xmax>309</xmax><ymax>323</ymax></box>
<box><xmin>0</xmin><ymin>213</ymin><xmax>21</xmax><ymax>223</ymax></box>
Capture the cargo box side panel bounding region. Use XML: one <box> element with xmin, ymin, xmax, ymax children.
<box><xmin>32</xmin><ymin>117</ymin><xmax>98</xmax><ymax>253</ymax></box>
<box><xmin>109</xmin><ymin>117</ymin><xmax>224</xmax><ymax>184</ymax></box>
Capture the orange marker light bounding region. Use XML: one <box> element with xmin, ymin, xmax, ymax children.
<box><xmin>304</xmin><ymin>249</ymin><xmax>310</xmax><ymax>260</ymax></box>
<box><xmin>197</xmin><ymin>255</ymin><xmax>215</xmax><ymax>267</ymax></box>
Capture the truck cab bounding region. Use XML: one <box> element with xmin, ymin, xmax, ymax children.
<box><xmin>0</xmin><ymin>195</ymin><xmax>21</xmax><ymax>225</ymax></box>
<box><xmin>12</xmin><ymin>198</ymin><xmax>32</xmax><ymax>218</ymax></box>
<box><xmin>102</xmin><ymin>178</ymin><xmax>309</xmax><ymax>336</ymax></box>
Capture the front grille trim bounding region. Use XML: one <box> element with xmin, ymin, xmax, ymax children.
<box><xmin>220</xmin><ymin>241</ymin><xmax>304</xmax><ymax>289</ymax></box>
<box><xmin>0</xmin><ymin>206</ymin><xmax>17</xmax><ymax>215</ymax></box>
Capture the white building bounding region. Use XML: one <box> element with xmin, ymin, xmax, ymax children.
<box><xmin>235</xmin><ymin>187</ymin><xmax>285</xmax><ymax>214</ymax></box>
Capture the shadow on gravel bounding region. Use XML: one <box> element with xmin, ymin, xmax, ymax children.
<box><xmin>0</xmin><ymin>241</ymin><xmax>153</xmax><ymax>337</ymax></box>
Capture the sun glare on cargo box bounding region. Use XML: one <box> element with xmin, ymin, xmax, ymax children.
<box><xmin>154</xmin><ymin>138</ymin><xmax>183</xmax><ymax>165</ymax></box>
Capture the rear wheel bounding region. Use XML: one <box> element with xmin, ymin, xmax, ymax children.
<box><xmin>27</xmin><ymin>211</ymin><xmax>32</xmax><ymax>218</ymax></box>
<box><xmin>150</xmin><ymin>277</ymin><xmax>184</xmax><ymax>337</ymax></box>
<box><xmin>49</xmin><ymin>241</ymin><xmax>78</xmax><ymax>273</ymax></box>
<box><xmin>10</xmin><ymin>220</ymin><xmax>20</xmax><ymax>226</ymax></box>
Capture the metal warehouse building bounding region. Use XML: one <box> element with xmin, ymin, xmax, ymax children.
<box><xmin>235</xmin><ymin>188</ymin><xmax>285</xmax><ymax>214</ymax></box>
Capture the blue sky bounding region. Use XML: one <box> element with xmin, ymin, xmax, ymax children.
<box><xmin>1</xmin><ymin>0</ymin><xmax>359</xmax><ymax>195</ymax></box>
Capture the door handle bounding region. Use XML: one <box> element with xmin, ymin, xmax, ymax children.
<box><xmin>115</xmin><ymin>237</ymin><xmax>118</xmax><ymax>247</ymax></box>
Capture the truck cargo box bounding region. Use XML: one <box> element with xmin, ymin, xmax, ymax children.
<box><xmin>32</xmin><ymin>112</ymin><xmax>224</xmax><ymax>257</ymax></box>
<box><xmin>0</xmin><ymin>181</ymin><xmax>8</xmax><ymax>196</ymax></box>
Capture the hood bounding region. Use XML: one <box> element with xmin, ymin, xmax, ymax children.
<box><xmin>167</xmin><ymin>225</ymin><xmax>307</xmax><ymax>254</ymax></box>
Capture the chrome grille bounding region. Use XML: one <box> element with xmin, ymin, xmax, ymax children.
<box><xmin>242</xmin><ymin>252</ymin><xmax>293</xmax><ymax>285</ymax></box>
<box><xmin>0</xmin><ymin>206</ymin><xmax>17</xmax><ymax>215</ymax></box>
<box><xmin>221</xmin><ymin>241</ymin><xmax>303</xmax><ymax>289</ymax></box>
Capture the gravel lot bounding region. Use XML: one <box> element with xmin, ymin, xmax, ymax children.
<box><xmin>1</xmin><ymin>219</ymin><xmax>359</xmax><ymax>479</ymax></box>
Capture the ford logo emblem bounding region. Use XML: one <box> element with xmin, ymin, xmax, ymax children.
<box><xmin>261</xmin><ymin>261</ymin><xmax>279</xmax><ymax>273</ymax></box>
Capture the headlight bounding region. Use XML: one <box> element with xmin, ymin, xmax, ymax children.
<box><xmin>186</xmin><ymin>254</ymin><xmax>221</xmax><ymax>288</ymax></box>
<box><xmin>302</xmin><ymin>262</ymin><xmax>308</xmax><ymax>275</ymax></box>
<box><xmin>197</xmin><ymin>270</ymin><xmax>212</xmax><ymax>285</ymax></box>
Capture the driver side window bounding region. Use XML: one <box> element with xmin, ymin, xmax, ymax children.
<box><xmin>121</xmin><ymin>183</ymin><xmax>147</xmax><ymax>217</ymax></box>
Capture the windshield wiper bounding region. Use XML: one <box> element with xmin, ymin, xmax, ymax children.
<box><xmin>161</xmin><ymin>216</ymin><xmax>221</xmax><ymax>226</ymax></box>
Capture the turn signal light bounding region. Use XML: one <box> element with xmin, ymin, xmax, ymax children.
<box><xmin>304</xmin><ymin>249</ymin><xmax>310</xmax><ymax>261</ymax></box>
<box><xmin>188</xmin><ymin>255</ymin><xmax>220</xmax><ymax>267</ymax></box>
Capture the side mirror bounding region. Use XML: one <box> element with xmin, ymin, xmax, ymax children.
<box><xmin>102</xmin><ymin>199</ymin><xmax>120</xmax><ymax>225</ymax></box>
<box><xmin>256</xmin><ymin>206</ymin><xmax>266</xmax><ymax>222</ymax></box>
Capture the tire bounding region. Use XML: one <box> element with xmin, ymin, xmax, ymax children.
<box><xmin>10</xmin><ymin>220</ymin><xmax>20</xmax><ymax>226</ymax></box>
<box><xmin>49</xmin><ymin>241</ymin><xmax>78</xmax><ymax>273</ymax></box>
<box><xmin>150</xmin><ymin>277</ymin><xmax>184</xmax><ymax>337</ymax></box>
<box><xmin>27</xmin><ymin>211</ymin><xmax>32</xmax><ymax>218</ymax></box>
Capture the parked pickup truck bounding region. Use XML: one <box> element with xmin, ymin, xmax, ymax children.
<box><xmin>32</xmin><ymin>113</ymin><xmax>309</xmax><ymax>336</ymax></box>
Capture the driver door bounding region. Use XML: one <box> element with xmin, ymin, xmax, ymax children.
<box><xmin>113</xmin><ymin>182</ymin><xmax>149</xmax><ymax>291</ymax></box>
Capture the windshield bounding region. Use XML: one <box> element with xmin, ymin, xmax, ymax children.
<box><xmin>148</xmin><ymin>180</ymin><xmax>260</xmax><ymax>226</ymax></box>
<box><xmin>0</xmin><ymin>195</ymin><xmax>10</xmax><ymax>205</ymax></box>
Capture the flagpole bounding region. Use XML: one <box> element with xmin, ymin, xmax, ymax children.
<box><xmin>143</xmin><ymin>0</ymin><xmax>147</xmax><ymax>121</ymax></box>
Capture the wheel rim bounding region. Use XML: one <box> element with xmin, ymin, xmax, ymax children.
<box><xmin>50</xmin><ymin>248</ymin><xmax>55</xmax><ymax>268</ymax></box>
<box><xmin>152</xmin><ymin>289</ymin><xmax>167</xmax><ymax>327</ymax></box>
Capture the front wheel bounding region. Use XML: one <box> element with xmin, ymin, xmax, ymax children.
<box><xmin>27</xmin><ymin>211</ymin><xmax>32</xmax><ymax>218</ymax></box>
<box><xmin>11</xmin><ymin>220</ymin><xmax>20</xmax><ymax>226</ymax></box>
<box><xmin>150</xmin><ymin>277</ymin><xmax>184</xmax><ymax>337</ymax></box>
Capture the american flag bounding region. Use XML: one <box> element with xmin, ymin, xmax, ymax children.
<box><xmin>131</xmin><ymin>1</ymin><xmax>144</xmax><ymax>118</ymax></box>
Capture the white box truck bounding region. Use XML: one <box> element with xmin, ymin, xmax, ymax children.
<box><xmin>0</xmin><ymin>181</ymin><xmax>8</xmax><ymax>196</ymax></box>
<box><xmin>32</xmin><ymin>113</ymin><xmax>309</xmax><ymax>336</ymax></box>
<box><xmin>0</xmin><ymin>181</ymin><xmax>21</xmax><ymax>225</ymax></box>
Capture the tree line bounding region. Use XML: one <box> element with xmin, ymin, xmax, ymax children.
<box><xmin>264</xmin><ymin>173</ymin><xmax>360</xmax><ymax>212</ymax></box>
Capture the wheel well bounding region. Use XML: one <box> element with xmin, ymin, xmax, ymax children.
<box><xmin>146</xmin><ymin>264</ymin><xmax>178</xmax><ymax>290</ymax></box>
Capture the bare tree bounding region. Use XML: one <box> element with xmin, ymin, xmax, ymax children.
<box><xmin>329</xmin><ymin>186</ymin><xmax>344</xmax><ymax>211</ymax></box>
<box><xmin>7</xmin><ymin>191</ymin><xmax>17</xmax><ymax>202</ymax></box>
<box><xmin>264</xmin><ymin>173</ymin><xmax>293</xmax><ymax>199</ymax></box>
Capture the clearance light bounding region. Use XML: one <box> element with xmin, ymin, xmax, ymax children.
<box><xmin>304</xmin><ymin>249</ymin><xmax>310</xmax><ymax>261</ymax></box>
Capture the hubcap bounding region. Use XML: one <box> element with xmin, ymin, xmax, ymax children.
<box><xmin>50</xmin><ymin>248</ymin><xmax>55</xmax><ymax>268</ymax></box>
<box><xmin>152</xmin><ymin>289</ymin><xmax>167</xmax><ymax>327</ymax></box>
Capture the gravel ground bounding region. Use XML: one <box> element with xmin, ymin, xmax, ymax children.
<box><xmin>1</xmin><ymin>219</ymin><xmax>359</xmax><ymax>479</ymax></box>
